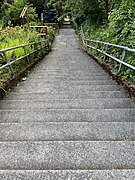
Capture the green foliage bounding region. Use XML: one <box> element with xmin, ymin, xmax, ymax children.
<box><xmin>48</xmin><ymin>0</ymin><xmax>76</xmax><ymax>23</ymax></box>
<box><xmin>47</xmin><ymin>27</ymin><xmax>57</xmax><ymax>41</ymax></box>
<box><xmin>1</xmin><ymin>0</ymin><xmax>38</xmax><ymax>26</ymax></box>
<box><xmin>73</xmin><ymin>0</ymin><xmax>103</xmax><ymax>28</ymax></box>
<box><xmin>0</xmin><ymin>0</ymin><xmax>4</xmax><ymax>19</ymax></box>
<box><xmin>81</xmin><ymin>0</ymin><xmax>135</xmax><ymax>82</ymax></box>
<box><xmin>108</xmin><ymin>0</ymin><xmax>135</xmax><ymax>47</ymax></box>
<box><xmin>0</xmin><ymin>27</ymin><xmax>40</xmax><ymax>76</ymax></box>
<box><xmin>28</xmin><ymin>0</ymin><xmax>48</xmax><ymax>16</ymax></box>
<box><xmin>0</xmin><ymin>26</ymin><xmax>55</xmax><ymax>83</ymax></box>
<box><xmin>0</xmin><ymin>26</ymin><xmax>40</xmax><ymax>49</ymax></box>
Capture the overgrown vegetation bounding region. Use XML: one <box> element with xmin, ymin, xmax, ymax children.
<box><xmin>1</xmin><ymin>0</ymin><xmax>38</xmax><ymax>27</ymax></box>
<box><xmin>0</xmin><ymin>27</ymin><xmax>39</xmax><ymax>78</ymax></box>
<box><xmin>0</xmin><ymin>27</ymin><xmax>39</xmax><ymax>50</ymax></box>
<box><xmin>81</xmin><ymin>0</ymin><xmax>135</xmax><ymax>81</ymax></box>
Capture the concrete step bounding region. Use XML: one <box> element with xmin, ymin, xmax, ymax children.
<box><xmin>11</xmin><ymin>85</ymin><xmax>124</xmax><ymax>93</ymax></box>
<box><xmin>32</xmin><ymin>67</ymin><xmax>105</xmax><ymax>72</ymax></box>
<box><xmin>0</xmin><ymin>170</ymin><xmax>134</xmax><ymax>180</ymax></box>
<box><xmin>12</xmin><ymin>85</ymin><xmax>123</xmax><ymax>93</ymax></box>
<box><xmin>61</xmin><ymin>25</ymin><xmax>72</xmax><ymax>29</ymax></box>
<box><xmin>33</xmin><ymin>59</ymin><xmax>103</xmax><ymax>65</ymax></box>
<box><xmin>18</xmin><ymin>79</ymin><xmax>116</xmax><ymax>85</ymax></box>
<box><xmin>1</xmin><ymin>99</ymin><xmax>134</xmax><ymax>109</ymax></box>
<box><xmin>0</xmin><ymin>122</ymin><xmax>134</xmax><ymax>141</ymax></box>
<box><xmin>40</xmin><ymin>55</ymin><xmax>100</xmax><ymax>62</ymax></box>
<box><xmin>18</xmin><ymin>80</ymin><xmax>117</xmax><ymax>87</ymax></box>
<box><xmin>0</xmin><ymin>141</ymin><xmax>134</xmax><ymax>170</ymax></box>
<box><xmin>31</xmin><ymin>69</ymin><xmax>106</xmax><ymax>74</ymax></box>
<box><xmin>30</xmin><ymin>69</ymin><xmax>107</xmax><ymax>73</ymax></box>
<box><xmin>35</xmin><ymin>65</ymin><xmax>103</xmax><ymax>70</ymax></box>
<box><xmin>61</xmin><ymin>26</ymin><xmax>72</xmax><ymax>29</ymax></box>
<box><xmin>27</xmin><ymin>71</ymin><xmax>108</xmax><ymax>76</ymax></box>
<box><xmin>27</xmin><ymin>73</ymin><xmax>110</xmax><ymax>78</ymax></box>
<box><xmin>25</xmin><ymin>76</ymin><xmax>112</xmax><ymax>81</ymax></box>
<box><xmin>4</xmin><ymin>91</ymin><xmax>128</xmax><ymax>100</ymax></box>
<box><xmin>0</xmin><ymin>109</ymin><xmax>134</xmax><ymax>123</ymax></box>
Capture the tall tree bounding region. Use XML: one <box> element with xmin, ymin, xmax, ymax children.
<box><xmin>105</xmin><ymin>0</ymin><xmax>109</xmax><ymax>20</ymax></box>
<box><xmin>28</xmin><ymin>0</ymin><xmax>49</xmax><ymax>18</ymax></box>
<box><xmin>0</xmin><ymin>0</ymin><xmax>4</xmax><ymax>19</ymax></box>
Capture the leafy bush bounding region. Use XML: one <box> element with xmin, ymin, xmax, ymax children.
<box><xmin>82</xmin><ymin>0</ymin><xmax>135</xmax><ymax>82</ymax></box>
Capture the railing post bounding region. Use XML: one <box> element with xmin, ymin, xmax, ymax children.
<box><xmin>96</xmin><ymin>41</ymin><xmax>99</xmax><ymax>50</ymax></box>
<box><xmin>104</xmin><ymin>44</ymin><xmax>109</xmax><ymax>62</ymax></box>
<box><xmin>40</xmin><ymin>41</ymin><xmax>43</xmax><ymax>49</ymax></box>
<box><xmin>34</xmin><ymin>42</ymin><xmax>37</xmax><ymax>58</ymax></box>
<box><xmin>47</xmin><ymin>39</ymin><xmax>51</xmax><ymax>51</ymax></box>
<box><xmin>45</xmin><ymin>40</ymin><xmax>49</xmax><ymax>50</ymax></box>
<box><xmin>118</xmin><ymin>48</ymin><xmax>127</xmax><ymax>73</ymax></box>
<box><xmin>3</xmin><ymin>50</ymin><xmax>14</xmax><ymax>75</ymax></box>
<box><xmin>23</xmin><ymin>45</ymin><xmax>30</xmax><ymax>64</ymax></box>
<box><xmin>40</xmin><ymin>41</ymin><xmax>43</xmax><ymax>56</ymax></box>
<box><xmin>44</xmin><ymin>40</ymin><xmax>46</xmax><ymax>48</ymax></box>
<box><xmin>80</xmin><ymin>26</ymin><xmax>85</xmax><ymax>46</ymax></box>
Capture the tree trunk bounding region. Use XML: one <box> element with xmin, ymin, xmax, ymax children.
<box><xmin>105</xmin><ymin>0</ymin><xmax>109</xmax><ymax>20</ymax></box>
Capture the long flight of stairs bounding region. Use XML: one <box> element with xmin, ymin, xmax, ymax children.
<box><xmin>0</xmin><ymin>28</ymin><xmax>135</xmax><ymax>179</ymax></box>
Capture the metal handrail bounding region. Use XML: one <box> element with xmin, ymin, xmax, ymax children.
<box><xmin>0</xmin><ymin>39</ymin><xmax>49</xmax><ymax>74</ymax></box>
<box><xmin>80</xmin><ymin>26</ymin><xmax>135</xmax><ymax>72</ymax></box>
<box><xmin>85</xmin><ymin>39</ymin><xmax>135</xmax><ymax>53</ymax></box>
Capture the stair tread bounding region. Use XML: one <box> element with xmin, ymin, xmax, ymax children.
<box><xmin>0</xmin><ymin>109</ymin><xmax>134</xmax><ymax>122</ymax></box>
<box><xmin>0</xmin><ymin>122</ymin><xmax>134</xmax><ymax>141</ymax></box>
<box><xmin>0</xmin><ymin>170</ymin><xmax>135</xmax><ymax>180</ymax></box>
<box><xmin>0</xmin><ymin>141</ymin><xmax>135</xmax><ymax>170</ymax></box>
<box><xmin>1</xmin><ymin>98</ymin><xmax>134</xmax><ymax>109</ymax></box>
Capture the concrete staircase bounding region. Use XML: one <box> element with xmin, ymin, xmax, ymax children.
<box><xmin>0</xmin><ymin>28</ymin><xmax>135</xmax><ymax>179</ymax></box>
